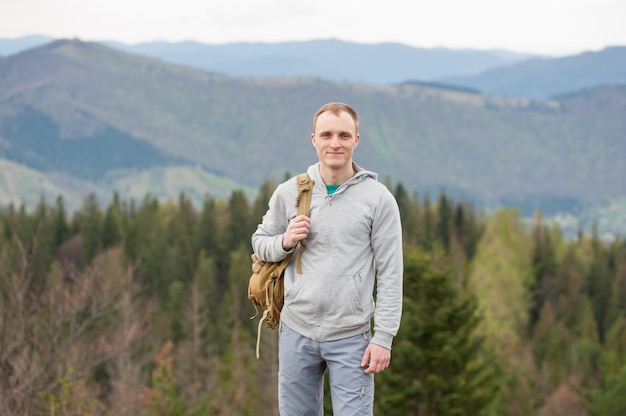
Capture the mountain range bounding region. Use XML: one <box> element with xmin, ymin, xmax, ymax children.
<box><xmin>3</xmin><ymin>36</ymin><xmax>624</xmax><ymax>99</ymax></box>
<box><xmin>103</xmin><ymin>39</ymin><xmax>535</xmax><ymax>86</ymax></box>
<box><xmin>0</xmin><ymin>38</ymin><xmax>625</xmax><ymax>236</ymax></box>
<box><xmin>0</xmin><ymin>35</ymin><xmax>535</xmax><ymax>86</ymax></box>
<box><xmin>104</xmin><ymin>40</ymin><xmax>626</xmax><ymax>99</ymax></box>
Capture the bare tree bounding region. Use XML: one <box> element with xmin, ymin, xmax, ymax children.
<box><xmin>0</xmin><ymin>226</ymin><xmax>153</xmax><ymax>415</ymax></box>
<box><xmin>175</xmin><ymin>268</ymin><xmax>219</xmax><ymax>410</ymax></box>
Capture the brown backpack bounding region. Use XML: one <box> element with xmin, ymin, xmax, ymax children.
<box><xmin>248</xmin><ymin>173</ymin><xmax>313</xmax><ymax>358</ymax></box>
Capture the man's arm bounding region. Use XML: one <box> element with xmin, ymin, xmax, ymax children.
<box><xmin>368</xmin><ymin>189</ymin><xmax>404</xmax><ymax>350</ymax></box>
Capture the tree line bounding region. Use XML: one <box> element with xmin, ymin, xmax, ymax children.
<box><xmin>0</xmin><ymin>177</ymin><xmax>625</xmax><ymax>415</ymax></box>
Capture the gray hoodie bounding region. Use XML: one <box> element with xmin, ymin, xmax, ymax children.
<box><xmin>251</xmin><ymin>162</ymin><xmax>403</xmax><ymax>349</ymax></box>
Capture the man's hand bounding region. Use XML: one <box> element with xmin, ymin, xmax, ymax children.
<box><xmin>361</xmin><ymin>343</ymin><xmax>391</xmax><ymax>374</ymax></box>
<box><xmin>282</xmin><ymin>215</ymin><xmax>311</xmax><ymax>250</ymax></box>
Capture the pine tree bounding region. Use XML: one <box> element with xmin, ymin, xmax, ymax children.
<box><xmin>125</xmin><ymin>196</ymin><xmax>168</xmax><ymax>301</ymax></box>
<box><xmin>587</xmin><ymin>240</ymin><xmax>613</xmax><ymax>343</ymax></box>
<box><xmin>101</xmin><ymin>192</ymin><xmax>124</xmax><ymax>249</ymax></box>
<box><xmin>168</xmin><ymin>280</ymin><xmax>185</xmax><ymax>344</ymax></box>
<box><xmin>193</xmin><ymin>252</ymin><xmax>223</xmax><ymax>343</ymax></box>
<box><xmin>394</xmin><ymin>182</ymin><xmax>417</xmax><ymax>244</ymax></box>
<box><xmin>0</xmin><ymin>210</ymin><xmax>5</xmax><ymax>251</ymax></box>
<box><xmin>225</xmin><ymin>244</ymin><xmax>256</xmax><ymax>332</ymax></box>
<box><xmin>455</xmin><ymin>200</ymin><xmax>482</xmax><ymax>261</ymax></box>
<box><xmin>529</xmin><ymin>213</ymin><xmax>559</xmax><ymax>328</ymax></box>
<box><xmin>607</xmin><ymin>241</ymin><xmax>626</xmax><ymax>330</ymax></box>
<box><xmin>420</xmin><ymin>194</ymin><xmax>434</xmax><ymax>250</ymax></box>
<box><xmin>588</xmin><ymin>363</ymin><xmax>626</xmax><ymax>416</ymax></box>
<box><xmin>30</xmin><ymin>197</ymin><xmax>56</xmax><ymax>283</ymax></box>
<box><xmin>375</xmin><ymin>245</ymin><xmax>502</xmax><ymax>415</ymax></box>
<box><xmin>227</xmin><ymin>190</ymin><xmax>253</xmax><ymax>252</ymax></box>
<box><xmin>531</xmin><ymin>302</ymin><xmax>571</xmax><ymax>388</ymax></box>
<box><xmin>53</xmin><ymin>195</ymin><xmax>71</xmax><ymax>245</ymax></box>
<box><xmin>195</xmin><ymin>197</ymin><xmax>219</xmax><ymax>261</ymax></box>
<box><xmin>436</xmin><ymin>190</ymin><xmax>452</xmax><ymax>252</ymax></box>
<box><xmin>78</xmin><ymin>193</ymin><xmax>103</xmax><ymax>267</ymax></box>
<box><xmin>124</xmin><ymin>194</ymin><xmax>158</xmax><ymax>261</ymax></box>
<box><xmin>252</xmin><ymin>178</ymin><xmax>277</xmax><ymax>229</ymax></box>
<box><xmin>566</xmin><ymin>295</ymin><xmax>601</xmax><ymax>383</ymax></box>
<box><xmin>164</xmin><ymin>193</ymin><xmax>197</xmax><ymax>285</ymax></box>
<box><xmin>599</xmin><ymin>315</ymin><xmax>626</xmax><ymax>380</ymax></box>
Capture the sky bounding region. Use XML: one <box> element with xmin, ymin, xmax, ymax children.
<box><xmin>1</xmin><ymin>0</ymin><xmax>625</xmax><ymax>56</ymax></box>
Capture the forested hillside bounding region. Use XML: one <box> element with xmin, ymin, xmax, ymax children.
<box><xmin>1</xmin><ymin>180</ymin><xmax>625</xmax><ymax>415</ymax></box>
<box><xmin>1</xmin><ymin>39</ymin><xmax>625</xmax><ymax>224</ymax></box>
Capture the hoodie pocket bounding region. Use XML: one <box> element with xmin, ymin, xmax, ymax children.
<box><xmin>284</xmin><ymin>272</ymin><xmax>369</xmax><ymax>329</ymax></box>
<box><xmin>323</xmin><ymin>273</ymin><xmax>366</xmax><ymax>326</ymax></box>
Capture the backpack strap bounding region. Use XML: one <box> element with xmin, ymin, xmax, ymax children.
<box><xmin>294</xmin><ymin>173</ymin><xmax>313</xmax><ymax>274</ymax></box>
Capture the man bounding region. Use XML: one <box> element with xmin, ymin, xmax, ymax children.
<box><xmin>251</xmin><ymin>102</ymin><xmax>403</xmax><ymax>415</ymax></box>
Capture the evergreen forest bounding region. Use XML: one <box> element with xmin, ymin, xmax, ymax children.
<box><xmin>1</xmin><ymin>177</ymin><xmax>625</xmax><ymax>415</ymax></box>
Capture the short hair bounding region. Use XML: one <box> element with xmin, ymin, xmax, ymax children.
<box><xmin>313</xmin><ymin>102</ymin><xmax>359</xmax><ymax>134</ymax></box>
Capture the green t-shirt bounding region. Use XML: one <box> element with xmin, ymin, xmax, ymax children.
<box><xmin>326</xmin><ymin>184</ymin><xmax>340</xmax><ymax>195</ymax></box>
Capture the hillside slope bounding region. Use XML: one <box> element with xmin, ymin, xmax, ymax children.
<box><xmin>0</xmin><ymin>39</ymin><xmax>625</xmax><ymax>217</ymax></box>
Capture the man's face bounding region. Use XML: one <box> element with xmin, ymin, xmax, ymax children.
<box><xmin>311</xmin><ymin>111</ymin><xmax>360</xmax><ymax>172</ymax></box>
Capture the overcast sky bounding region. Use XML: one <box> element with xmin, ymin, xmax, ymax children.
<box><xmin>1</xmin><ymin>0</ymin><xmax>625</xmax><ymax>56</ymax></box>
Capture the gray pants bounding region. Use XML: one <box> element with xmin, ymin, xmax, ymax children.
<box><xmin>278</xmin><ymin>323</ymin><xmax>374</xmax><ymax>416</ymax></box>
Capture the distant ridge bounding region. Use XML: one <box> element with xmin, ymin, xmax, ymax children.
<box><xmin>0</xmin><ymin>35</ymin><xmax>534</xmax><ymax>84</ymax></box>
<box><xmin>5</xmin><ymin>36</ymin><xmax>623</xmax><ymax>99</ymax></box>
<box><xmin>3</xmin><ymin>36</ymin><xmax>623</xmax><ymax>100</ymax></box>
<box><xmin>439</xmin><ymin>46</ymin><xmax>626</xmax><ymax>98</ymax></box>
<box><xmin>104</xmin><ymin>38</ymin><xmax>536</xmax><ymax>85</ymax></box>
<box><xmin>0</xmin><ymin>34</ymin><xmax>54</xmax><ymax>57</ymax></box>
